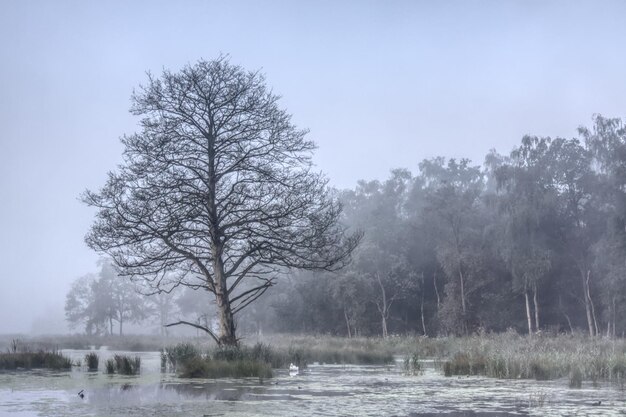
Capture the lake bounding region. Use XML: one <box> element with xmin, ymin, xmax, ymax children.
<box><xmin>0</xmin><ymin>349</ymin><xmax>624</xmax><ymax>416</ymax></box>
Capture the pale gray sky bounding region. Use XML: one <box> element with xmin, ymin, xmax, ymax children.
<box><xmin>1</xmin><ymin>0</ymin><xmax>626</xmax><ymax>333</ymax></box>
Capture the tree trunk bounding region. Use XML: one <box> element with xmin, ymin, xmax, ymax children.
<box><xmin>582</xmin><ymin>269</ymin><xmax>595</xmax><ymax>336</ymax></box>
<box><xmin>376</xmin><ymin>272</ymin><xmax>389</xmax><ymax>338</ymax></box>
<box><xmin>344</xmin><ymin>307</ymin><xmax>352</xmax><ymax>338</ymax></box>
<box><xmin>533</xmin><ymin>282</ymin><xmax>540</xmax><ymax>332</ymax></box>
<box><xmin>458</xmin><ymin>266</ymin><xmax>467</xmax><ymax>315</ymax></box>
<box><xmin>587</xmin><ymin>271</ymin><xmax>599</xmax><ymax>336</ymax></box>
<box><xmin>119</xmin><ymin>316</ymin><xmax>123</xmax><ymax>336</ymax></box>
<box><xmin>109</xmin><ymin>316</ymin><xmax>113</xmax><ymax>335</ymax></box>
<box><xmin>214</xmin><ymin>254</ymin><xmax>237</xmax><ymax>346</ymax></box>
<box><xmin>433</xmin><ymin>271</ymin><xmax>441</xmax><ymax>311</ymax></box>
<box><xmin>420</xmin><ymin>292</ymin><xmax>427</xmax><ymax>336</ymax></box>
<box><xmin>612</xmin><ymin>297</ymin><xmax>617</xmax><ymax>338</ymax></box>
<box><xmin>524</xmin><ymin>288</ymin><xmax>533</xmax><ymax>336</ymax></box>
<box><xmin>381</xmin><ymin>314</ymin><xmax>388</xmax><ymax>338</ymax></box>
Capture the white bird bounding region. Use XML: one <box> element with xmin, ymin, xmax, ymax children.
<box><xmin>289</xmin><ymin>363</ymin><xmax>299</xmax><ymax>373</ymax></box>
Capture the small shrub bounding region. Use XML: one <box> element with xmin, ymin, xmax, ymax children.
<box><xmin>85</xmin><ymin>352</ymin><xmax>99</xmax><ymax>371</ymax></box>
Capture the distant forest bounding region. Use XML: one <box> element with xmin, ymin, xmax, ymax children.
<box><xmin>249</xmin><ymin>114</ymin><xmax>626</xmax><ymax>338</ymax></box>
<box><xmin>67</xmin><ymin>114</ymin><xmax>626</xmax><ymax>339</ymax></box>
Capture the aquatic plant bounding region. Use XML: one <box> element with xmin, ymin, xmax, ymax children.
<box><xmin>105</xmin><ymin>358</ymin><xmax>115</xmax><ymax>374</ymax></box>
<box><xmin>569</xmin><ymin>367</ymin><xmax>583</xmax><ymax>388</ymax></box>
<box><xmin>0</xmin><ymin>348</ymin><xmax>72</xmax><ymax>370</ymax></box>
<box><xmin>404</xmin><ymin>352</ymin><xmax>422</xmax><ymax>376</ymax></box>
<box><xmin>436</xmin><ymin>331</ymin><xmax>626</xmax><ymax>386</ymax></box>
<box><xmin>163</xmin><ymin>343</ymin><xmax>201</xmax><ymax>371</ymax></box>
<box><xmin>113</xmin><ymin>354</ymin><xmax>141</xmax><ymax>375</ymax></box>
<box><xmin>103</xmin><ymin>355</ymin><xmax>140</xmax><ymax>375</ymax></box>
<box><xmin>85</xmin><ymin>352</ymin><xmax>99</xmax><ymax>371</ymax></box>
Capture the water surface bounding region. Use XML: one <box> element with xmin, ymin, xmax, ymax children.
<box><xmin>1</xmin><ymin>350</ymin><xmax>624</xmax><ymax>416</ymax></box>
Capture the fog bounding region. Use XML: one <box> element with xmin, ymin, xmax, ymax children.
<box><xmin>1</xmin><ymin>0</ymin><xmax>626</xmax><ymax>334</ymax></box>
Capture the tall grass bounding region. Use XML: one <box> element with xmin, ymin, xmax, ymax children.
<box><xmin>162</xmin><ymin>342</ymin><xmax>200</xmax><ymax>371</ymax></box>
<box><xmin>436</xmin><ymin>331</ymin><xmax>626</xmax><ymax>385</ymax></box>
<box><xmin>0</xmin><ymin>334</ymin><xmax>206</xmax><ymax>352</ymax></box>
<box><xmin>104</xmin><ymin>354</ymin><xmax>141</xmax><ymax>375</ymax></box>
<box><xmin>256</xmin><ymin>335</ymin><xmax>395</xmax><ymax>365</ymax></box>
<box><xmin>0</xmin><ymin>339</ymin><xmax>71</xmax><ymax>370</ymax></box>
<box><xmin>163</xmin><ymin>342</ymin><xmax>276</xmax><ymax>378</ymax></box>
<box><xmin>84</xmin><ymin>352</ymin><xmax>99</xmax><ymax>371</ymax></box>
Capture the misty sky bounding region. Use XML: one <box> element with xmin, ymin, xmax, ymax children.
<box><xmin>1</xmin><ymin>0</ymin><xmax>626</xmax><ymax>333</ymax></box>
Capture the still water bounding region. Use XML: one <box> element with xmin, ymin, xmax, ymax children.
<box><xmin>1</xmin><ymin>350</ymin><xmax>625</xmax><ymax>416</ymax></box>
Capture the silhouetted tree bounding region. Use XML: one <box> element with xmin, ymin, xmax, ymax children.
<box><xmin>83</xmin><ymin>57</ymin><xmax>361</xmax><ymax>345</ymax></box>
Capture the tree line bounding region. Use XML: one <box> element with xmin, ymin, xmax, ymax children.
<box><xmin>68</xmin><ymin>114</ymin><xmax>626</xmax><ymax>339</ymax></box>
<box><xmin>73</xmin><ymin>57</ymin><xmax>626</xmax><ymax>342</ymax></box>
<box><xmin>264</xmin><ymin>115</ymin><xmax>626</xmax><ymax>338</ymax></box>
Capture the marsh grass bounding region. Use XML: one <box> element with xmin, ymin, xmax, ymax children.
<box><xmin>435</xmin><ymin>331</ymin><xmax>626</xmax><ymax>385</ymax></box>
<box><xmin>161</xmin><ymin>343</ymin><xmax>275</xmax><ymax>378</ymax></box>
<box><xmin>105</xmin><ymin>358</ymin><xmax>115</xmax><ymax>374</ymax></box>
<box><xmin>84</xmin><ymin>352</ymin><xmax>99</xmax><ymax>371</ymax></box>
<box><xmin>0</xmin><ymin>334</ymin><xmax>201</xmax><ymax>352</ymax></box>
<box><xmin>162</xmin><ymin>341</ymin><xmax>387</xmax><ymax>378</ymax></box>
<box><xmin>0</xmin><ymin>340</ymin><xmax>71</xmax><ymax>370</ymax></box>
<box><xmin>569</xmin><ymin>367</ymin><xmax>583</xmax><ymax>388</ymax></box>
<box><xmin>114</xmin><ymin>354</ymin><xmax>141</xmax><ymax>375</ymax></box>
<box><xmin>404</xmin><ymin>352</ymin><xmax>423</xmax><ymax>376</ymax></box>
<box><xmin>104</xmin><ymin>354</ymin><xmax>140</xmax><ymax>375</ymax></box>
<box><xmin>257</xmin><ymin>335</ymin><xmax>395</xmax><ymax>365</ymax></box>
<box><xmin>162</xmin><ymin>342</ymin><xmax>200</xmax><ymax>371</ymax></box>
<box><xmin>262</xmin><ymin>332</ymin><xmax>626</xmax><ymax>386</ymax></box>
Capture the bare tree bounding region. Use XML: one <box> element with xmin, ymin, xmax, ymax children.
<box><xmin>83</xmin><ymin>57</ymin><xmax>361</xmax><ymax>346</ymax></box>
